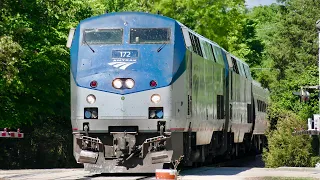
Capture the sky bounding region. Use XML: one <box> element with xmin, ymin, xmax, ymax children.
<box><xmin>246</xmin><ymin>0</ymin><xmax>278</xmax><ymax>8</ymax></box>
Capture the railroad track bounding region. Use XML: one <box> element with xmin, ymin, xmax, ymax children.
<box><xmin>0</xmin><ymin>155</ymin><xmax>262</xmax><ymax>180</ymax></box>
<box><xmin>0</xmin><ymin>169</ymin><xmax>155</xmax><ymax>180</ymax></box>
<box><xmin>2</xmin><ymin>156</ymin><xmax>319</xmax><ymax>180</ymax></box>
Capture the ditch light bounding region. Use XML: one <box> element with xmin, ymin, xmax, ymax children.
<box><xmin>149</xmin><ymin>107</ymin><xmax>164</xmax><ymax>119</ymax></box>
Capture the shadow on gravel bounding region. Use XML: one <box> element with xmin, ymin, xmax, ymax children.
<box><xmin>239</xmin><ymin>155</ymin><xmax>265</xmax><ymax>168</ymax></box>
<box><xmin>180</xmin><ymin>155</ymin><xmax>265</xmax><ymax>176</ymax></box>
<box><xmin>76</xmin><ymin>173</ymin><xmax>154</xmax><ymax>180</ymax></box>
<box><xmin>180</xmin><ymin>167</ymin><xmax>253</xmax><ymax>176</ymax></box>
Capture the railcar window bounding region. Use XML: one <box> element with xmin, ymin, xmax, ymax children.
<box><xmin>188</xmin><ymin>32</ymin><xmax>203</xmax><ymax>57</ymax></box>
<box><xmin>194</xmin><ymin>36</ymin><xmax>203</xmax><ymax>57</ymax></box>
<box><xmin>202</xmin><ymin>41</ymin><xmax>215</xmax><ymax>61</ymax></box>
<box><xmin>244</xmin><ymin>65</ymin><xmax>251</xmax><ymax>79</ymax></box>
<box><xmin>237</xmin><ymin>61</ymin><xmax>245</xmax><ymax>76</ymax></box>
<box><xmin>226</xmin><ymin>53</ymin><xmax>233</xmax><ymax>68</ymax></box>
<box><xmin>83</xmin><ymin>29</ymin><xmax>123</xmax><ymax>44</ymax></box>
<box><xmin>212</xmin><ymin>46</ymin><xmax>224</xmax><ymax>64</ymax></box>
<box><xmin>189</xmin><ymin>32</ymin><xmax>196</xmax><ymax>52</ymax></box>
<box><xmin>130</xmin><ymin>28</ymin><xmax>171</xmax><ymax>44</ymax></box>
<box><xmin>200</xmin><ymin>40</ymin><xmax>208</xmax><ymax>59</ymax></box>
<box><xmin>217</xmin><ymin>95</ymin><xmax>224</xmax><ymax>119</ymax></box>
<box><xmin>257</xmin><ymin>100</ymin><xmax>267</xmax><ymax>112</ymax></box>
<box><xmin>242</xmin><ymin>64</ymin><xmax>247</xmax><ymax>78</ymax></box>
<box><xmin>247</xmin><ymin>104</ymin><xmax>252</xmax><ymax>123</ymax></box>
<box><xmin>231</xmin><ymin>57</ymin><xmax>239</xmax><ymax>74</ymax></box>
<box><xmin>210</xmin><ymin>44</ymin><xmax>217</xmax><ymax>62</ymax></box>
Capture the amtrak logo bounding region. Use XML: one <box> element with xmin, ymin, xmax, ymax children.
<box><xmin>110</xmin><ymin>50</ymin><xmax>138</xmax><ymax>70</ymax></box>
<box><xmin>108</xmin><ymin>61</ymin><xmax>136</xmax><ymax>70</ymax></box>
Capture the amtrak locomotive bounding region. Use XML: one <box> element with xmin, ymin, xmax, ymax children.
<box><xmin>67</xmin><ymin>12</ymin><xmax>269</xmax><ymax>173</ymax></box>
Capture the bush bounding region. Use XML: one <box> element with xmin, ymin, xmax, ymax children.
<box><xmin>263</xmin><ymin>110</ymin><xmax>313</xmax><ymax>167</ymax></box>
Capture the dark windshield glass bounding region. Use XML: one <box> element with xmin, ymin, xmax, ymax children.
<box><xmin>83</xmin><ymin>29</ymin><xmax>123</xmax><ymax>44</ymax></box>
<box><xmin>130</xmin><ymin>28</ymin><xmax>171</xmax><ymax>44</ymax></box>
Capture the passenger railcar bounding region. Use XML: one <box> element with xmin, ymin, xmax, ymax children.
<box><xmin>67</xmin><ymin>12</ymin><xmax>269</xmax><ymax>173</ymax></box>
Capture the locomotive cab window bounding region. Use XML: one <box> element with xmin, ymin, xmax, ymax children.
<box><xmin>130</xmin><ymin>28</ymin><xmax>171</xmax><ymax>44</ymax></box>
<box><xmin>83</xmin><ymin>29</ymin><xmax>123</xmax><ymax>44</ymax></box>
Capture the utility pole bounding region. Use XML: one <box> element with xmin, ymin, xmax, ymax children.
<box><xmin>316</xmin><ymin>20</ymin><xmax>320</xmax><ymax>114</ymax></box>
<box><xmin>315</xmin><ymin>20</ymin><xmax>320</xmax><ymax>156</ymax></box>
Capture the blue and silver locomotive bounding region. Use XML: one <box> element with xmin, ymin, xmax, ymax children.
<box><xmin>67</xmin><ymin>12</ymin><xmax>269</xmax><ymax>173</ymax></box>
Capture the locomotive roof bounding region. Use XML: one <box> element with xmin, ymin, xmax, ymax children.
<box><xmin>177</xmin><ymin>21</ymin><xmax>250</xmax><ymax>67</ymax></box>
<box><xmin>79</xmin><ymin>11</ymin><xmax>176</xmax><ymax>26</ymax></box>
<box><xmin>79</xmin><ymin>11</ymin><xmax>250</xmax><ymax>68</ymax></box>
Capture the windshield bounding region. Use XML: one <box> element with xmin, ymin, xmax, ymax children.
<box><xmin>130</xmin><ymin>28</ymin><xmax>171</xmax><ymax>44</ymax></box>
<box><xmin>83</xmin><ymin>29</ymin><xmax>123</xmax><ymax>44</ymax></box>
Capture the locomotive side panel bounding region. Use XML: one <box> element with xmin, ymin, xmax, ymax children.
<box><xmin>181</xmin><ymin>28</ymin><xmax>228</xmax><ymax>145</ymax></box>
<box><xmin>228</xmin><ymin>57</ymin><xmax>253</xmax><ymax>143</ymax></box>
<box><xmin>190</xmin><ymin>51</ymin><xmax>226</xmax><ymax>145</ymax></box>
<box><xmin>253</xmin><ymin>81</ymin><xmax>269</xmax><ymax>134</ymax></box>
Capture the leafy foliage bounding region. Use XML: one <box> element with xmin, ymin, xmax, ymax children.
<box><xmin>250</xmin><ymin>0</ymin><xmax>320</xmax><ymax>167</ymax></box>
<box><xmin>0</xmin><ymin>36</ymin><xmax>22</xmax><ymax>85</ymax></box>
<box><xmin>0</xmin><ymin>0</ymin><xmax>107</xmax><ymax>168</ymax></box>
<box><xmin>263</xmin><ymin>111</ymin><xmax>312</xmax><ymax>167</ymax></box>
<box><xmin>1</xmin><ymin>0</ymin><xmax>318</xmax><ymax>169</ymax></box>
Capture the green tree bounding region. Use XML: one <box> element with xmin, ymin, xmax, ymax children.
<box><xmin>0</xmin><ymin>0</ymin><xmax>107</xmax><ymax>168</ymax></box>
<box><xmin>249</xmin><ymin>0</ymin><xmax>320</xmax><ymax>167</ymax></box>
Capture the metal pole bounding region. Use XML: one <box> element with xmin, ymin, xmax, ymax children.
<box><xmin>316</xmin><ymin>20</ymin><xmax>320</xmax><ymax>114</ymax></box>
<box><xmin>318</xmin><ymin>28</ymin><xmax>320</xmax><ymax>114</ymax></box>
<box><xmin>316</xmin><ymin>20</ymin><xmax>320</xmax><ymax>156</ymax></box>
<box><xmin>318</xmin><ymin>31</ymin><xmax>320</xmax><ymax>114</ymax></box>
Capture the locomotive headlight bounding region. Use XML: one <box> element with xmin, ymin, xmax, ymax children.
<box><xmin>112</xmin><ymin>79</ymin><xmax>123</xmax><ymax>89</ymax></box>
<box><xmin>151</xmin><ymin>94</ymin><xmax>161</xmax><ymax>103</ymax></box>
<box><xmin>86</xmin><ymin>94</ymin><xmax>96</xmax><ymax>104</ymax></box>
<box><xmin>125</xmin><ymin>79</ymin><xmax>135</xmax><ymax>89</ymax></box>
